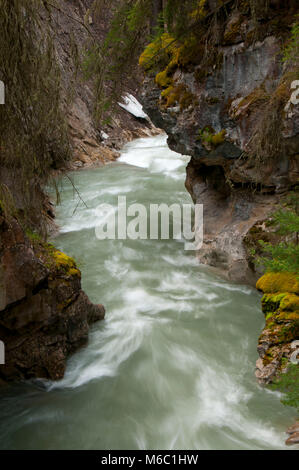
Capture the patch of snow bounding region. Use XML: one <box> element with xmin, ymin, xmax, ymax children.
<box><xmin>100</xmin><ymin>131</ymin><xmax>109</xmax><ymax>140</ymax></box>
<box><xmin>118</xmin><ymin>94</ymin><xmax>148</xmax><ymax>119</ymax></box>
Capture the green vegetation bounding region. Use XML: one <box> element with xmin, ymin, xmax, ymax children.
<box><xmin>255</xmin><ymin>193</ymin><xmax>299</xmax><ymax>414</ymax></box>
<box><xmin>85</xmin><ymin>1</ymin><xmax>262</xmax><ymax>120</ymax></box>
<box><xmin>197</xmin><ymin>127</ymin><xmax>226</xmax><ymax>147</ymax></box>
<box><xmin>254</xmin><ymin>192</ymin><xmax>299</xmax><ymax>275</ymax></box>
<box><xmin>283</xmin><ymin>15</ymin><xmax>299</xmax><ymax>64</ymax></box>
<box><xmin>270</xmin><ymin>364</ymin><xmax>299</xmax><ymax>413</ymax></box>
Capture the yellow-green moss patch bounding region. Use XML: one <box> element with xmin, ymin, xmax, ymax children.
<box><xmin>256</xmin><ymin>273</ymin><xmax>299</xmax><ymax>295</ymax></box>
<box><xmin>155</xmin><ymin>70</ymin><xmax>172</xmax><ymax>88</ymax></box>
<box><xmin>261</xmin><ymin>293</ymin><xmax>287</xmax><ymax>313</ymax></box>
<box><xmin>280</xmin><ymin>293</ymin><xmax>299</xmax><ymax>312</ymax></box>
<box><xmin>52</xmin><ymin>250</ymin><xmax>81</xmax><ymax>276</ymax></box>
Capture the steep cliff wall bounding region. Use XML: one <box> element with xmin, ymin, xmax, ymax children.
<box><xmin>141</xmin><ymin>0</ymin><xmax>299</xmax><ymax>285</ymax></box>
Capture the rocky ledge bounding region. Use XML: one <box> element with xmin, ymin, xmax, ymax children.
<box><xmin>0</xmin><ymin>213</ymin><xmax>104</xmax><ymax>384</ymax></box>
<box><xmin>286</xmin><ymin>421</ymin><xmax>299</xmax><ymax>446</ymax></box>
<box><xmin>255</xmin><ymin>272</ymin><xmax>299</xmax><ymax>384</ymax></box>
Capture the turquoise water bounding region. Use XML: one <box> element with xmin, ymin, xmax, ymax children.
<box><xmin>0</xmin><ymin>135</ymin><xmax>294</xmax><ymax>450</ymax></box>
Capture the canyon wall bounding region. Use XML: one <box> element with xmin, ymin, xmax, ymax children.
<box><xmin>50</xmin><ymin>0</ymin><xmax>157</xmax><ymax>169</ymax></box>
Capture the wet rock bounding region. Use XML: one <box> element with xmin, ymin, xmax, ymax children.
<box><xmin>287</xmin><ymin>422</ymin><xmax>299</xmax><ymax>435</ymax></box>
<box><xmin>0</xmin><ymin>216</ymin><xmax>105</xmax><ymax>383</ymax></box>
<box><xmin>285</xmin><ymin>433</ymin><xmax>299</xmax><ymax>446</ymax></box>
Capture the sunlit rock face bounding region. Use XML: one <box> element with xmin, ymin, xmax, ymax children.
<box><xmin>140</xmin><ymin>3</ymin><xmax>299</xmax><ymax>284</ymax></box>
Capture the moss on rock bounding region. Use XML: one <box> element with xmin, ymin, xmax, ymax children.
<box><xmin>257</xmin><ymin>272</ymin><xmax>299</xmax><ymax>295</ymax></box>
<box><xmin>256</xmin><ymin>271</ymin><xmax>299</xmax><ymax>384</ymax></box>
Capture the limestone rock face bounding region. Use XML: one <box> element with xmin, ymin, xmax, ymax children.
<box><xmin>285</xmin><ymin>432</ymin><xmax>299</xmax><ymax>446</ymax></box>
<box><xmin>0</xmin><ymin>214</ymin><xmax>105</xmax><ymax>383</ymax></box>
<box><xmin>140</xmin><ymin>3</ymin><xmax>299</xmax><ymax>284</ymax></box>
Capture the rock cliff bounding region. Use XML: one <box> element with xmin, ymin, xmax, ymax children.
<box><xmin>50</xmin><ymin>0</ymin><xmax>158</xmax><ymax>169</ymax></box>
<box><xmin>0</xmin><ymin>0</ymin><xmax>154</xmax><ymax>384</ymax></box>
<box><xmin>140</xmin><ymin>0</ymin><xmax>299</xmax><ymax>284</ymax></box>
<box><xmin>0</xmin><ymin>211</ymin><xmax>105</xmax><ymax>384</ymax></box>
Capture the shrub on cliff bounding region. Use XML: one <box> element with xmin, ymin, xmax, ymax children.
<box><xmin>283</xmin><ymin>15</ymin><xmax>299</xmax><ymax>65</ymax></box>
<box><xmin>271</xmin><ymin>364</ymin><xmax>299</xmax><ymax>413</ymax></box>
<box><xmin>254</xmin><ymin>191</ymin><xmax>299</xmax><ymax>275</ymax></box>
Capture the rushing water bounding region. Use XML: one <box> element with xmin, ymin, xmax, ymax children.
<box><xmin>0</xmin><ymin>135</ymin><xmax>295</xmax><ymax>450</ymax></box>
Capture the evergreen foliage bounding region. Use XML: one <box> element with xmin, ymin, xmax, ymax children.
<box><xmin>270</xmin><ymin>364</ymin><xmax>299</xmax><ymax>413</ymax></box>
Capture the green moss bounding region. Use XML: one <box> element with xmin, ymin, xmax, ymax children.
<box><xmin>194</xmin><ymin>67</ymin><xmax>208</xmax><ymax>83</ymax></box>
<box><xmin>261</xmin><ymin>293</ymin><xmax>287</xmax><ymax>313</ymax></box>
<box><xmin>256</xmin><ymin>273</ymin><xmax>299</xmax><ymax>295</ymax></box>
<box><xmin>51</xmin><ymin>250</ymin><xmax>80</xmax><ymax>276</ymax></box>
<box><xmin>280</xmin><ymin>294</ymin><xmax>299</xmax><ymax>312</ymax></box>
<box><xmin>139</xmin><ymin>33</ymin><xmax>176</xmax><ymax>71</ymax></box>
<box><xmin>198</xmin><ymin>127</ymin><xmax>226</xmax><ymax>147</ymax></box>
<box><xmin>25</xmin><ymin>229</ymin><xmax>43</xmax><ymax>243</ymax></box>
<box><xmin>263</xmin><ymin>347</ymin><xmax>275</xmax><ymax>365</ymax></box>
<box><xmin>36</xmin><ymin>242</ymin><xmax>81</xmax><ymax>279</ymax></box>
<box><xmin>270</xmin><ymin>364</ymin><xmax>299</xmax><ymax>412</ymax></box>
<box><xmin>211</xmin><ymin>130</ymin><xmax>226</xmax><ymax>146</ymax></box>
<box><xmin>155</xmin><ymin>70</ymin><xmax>172</xmax><ymax>88</ymax></box>
<box><xmin>160</xmin><ymin>83</ymin><xmax>197</xmax><ymax>110</ymax></box>
<box><xmin>277</xmin><ymin>310</ymin><xmax>299</xmax><ymax>322</ymax></box>
<box><xmin>180</xmin><ymin>90</ymin><xmax>196</xmax><ymax>110</ymax></box>
<box><xmin>190</xmin><ymin>0</ymin><xmax>208</xmax><ymax>20</ymax></box>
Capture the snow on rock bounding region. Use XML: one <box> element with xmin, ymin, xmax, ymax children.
<box><xmin>118</xmin><ymin>94</ymin><xmax>148</xmax><ymax>119</ymax></box>
<box><xmin>100</xmin><ymin>131</ymin><xmax>109</xmax><ymax>140</ymax></box>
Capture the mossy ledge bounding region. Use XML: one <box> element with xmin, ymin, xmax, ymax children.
<box><xmin>255</xmin><ymin>272</ymin><xmax>299</xmax><ymax>388</ymax></box>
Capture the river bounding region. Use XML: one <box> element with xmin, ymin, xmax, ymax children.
<box><xmin>0</xmin><ymin>135</ymin><xmax>294</xmax><ymax>450</ymax></box>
